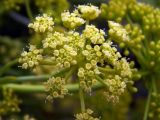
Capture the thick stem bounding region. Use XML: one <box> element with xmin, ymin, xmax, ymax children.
<box><xmin>1</xmin><ymin>82</ymin><xmax>104</xmax><ymax>93</ymax></box>
<box><xmin>143</xmin><ymin>89</ymin><xmax>151</xmax><ymax>120</ymax></box>
<box><xmin>0</xmin><ymin>75</ymin><xmax>49</xmax><ymax>84</ymax></box>
<box><xmin>79</xmin><ymin>84</ymin><xmax>85</xmax><ymax>112</ymax></box>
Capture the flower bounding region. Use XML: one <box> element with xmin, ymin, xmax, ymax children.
<box><xmin>104</xmin><ymin>75</ymin><xmax>126</xmax><ymax>103</ymax></box>
<box><xmin>108</xmin><ymin>21</ymin><xmax>129</xmax><ymax>42</ymax></box>
<box><xmin>75</xmin><ymin>109</ymin><xmax>99</xmax><ymax>120</ymax></box>
<box><xmin>77</xmin><ymin>4</ymin><xmax>101</xmax><ymax>20</ymax></box>
<box><xmin>28</xmin><ymin>14</ymin><xmax>54</xmax><ymax>33</ymax></box>
<box><xmin>19</xmin><ymin>45</ymin><xmax>43</xmax><ymax>69</ymax></box>
<box><xmin>61</xmin><ymin>10</ymin><xmax>85</xmax><ymax>29</ymax></box>
<box><xmin>44</xmin><ymin>77</ymin><xmax>68</xmax><ymax>101</ymax></box>
<box><xmin>83</xmin><ymin>25</ymin><xmax>105</xmax><ymax>44</ymax></box>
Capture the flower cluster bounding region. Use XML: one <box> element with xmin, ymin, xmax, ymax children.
<box><xmin>0</xmin><ymin>36</ymin><xmax>22</xmax><ymax>64</ymax></box>
<box><xmin>19</xmin><ymin>4</ymin><xmax>135</xmax><ymax>119</ymax></box>
<box><xmin>148</xmin><ymin>92</ymin><xmax>160</xmax><ymax>119</ymax></box>
<box><xmin>19</xmin><ymin>45</ymin><xmax>43</xmax><ymax>69</ymax></box>
<box><xmin>148</xmin><ymin>40</ymin><xmax>160</xmax><ymax>69</ymax></box>
<box><xmin>124</xmin><ymin>24</ymin><xmax>144</xmax><ymax>49</ymax></box>
<box><xmin>104</xmin><ymin>75</ymin><xmax>126</xmax><ymax>103</ymax></box>
<box><xmin>108</xmin><ymin>21</ymin><xmax>129</xmax><ymax>42</ymax></box>
<box><xmin>28</xmin><ymin>14</ymin><xmax>54</xmax><ymax>33</ymax></box>
<box><xmin>61</xmin><ymin>11</ymin><xmax>85</xmax><ymax>29</ymax></box>
<box><xmin>100</xmin><ymin>0</ymin><xmax>129</xmax><ymax>22</ymax></box>
<box><xmin>35</xmin><ymin>0</ymin><xmax>56</xmax><ymax>10</ymax></box>
<box><xmin>2</xmin><ymin>0</ymin><xmax>23</xmax><ymax>11</ymax></box>
<box><xmin>77</xmin><ymin>4</ymin><xmax>101</xmax><ymax>20</ymax></box>
<box><xmin>128</xmin><ymin>2</ymin><xmax>160</xmax><ymax>36</ymax></box>
<box><xmin>83</xmin><ymin>25</ymin><xmax>105</xmax><ymax>44</ymax></box>
<box><xmin>75</xmin><ymin>109</ymin><xmax>99</xmax><ymax>120</ymax></box>
<box><xmin>23</xmin><ymin>115</ymin><xmax>36</xmax><ymax>120</ymax></box>
<box><xmin>0</xmin><ymin>89</ymin><xmax>21</xmax><ymax>116</ymax></box>
<box><xmin>44</xmin><ymin>77</ymin><xmax>68</xmax><ymax>101</ymax></box>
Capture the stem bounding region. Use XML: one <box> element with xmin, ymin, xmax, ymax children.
<box><xmin>25</xmin><ymin>0</ymin><xmax>33</xmax><ymax>21</ymax></box>
<box><xmin>143</xmin><ymin>89</ymin><xmax>151</xmax><ymax>120</ymax></box>
<box><xmin>86</xmin><ymin>20</ymin><xmax>89</xmax><ymax>25</ymax></box>
<box><xmin>0</xmin><ymin>59</ymin><xmax>18</xmax><ymax>76</ymax></box>
<box><xmin>98</xmin><ymin>67</ymin><xmax>115</xmax><ymax>73</ymax></box>
<box><xmin>0</xmin><ymin>75</ymin><xmax>49</xmax><ymax>84</ymax></box>
<box><xmin>0</xmin><ymin>68</ymin><xmax>70</xmax><ymax>84</ymax></box>
<box><xmin>51</xmin><ymin>67</ymin><xmax>71</xmax><ymax>77</ymax></box>
<box><xmin>126</xmin><ymin>15</ymin><xmax>133</xmax><ymax>25</ymax></box>
<box><xmin>65</xmin><ymin>67</ymin><xmax>75</xmax><ymax>80</ymax></box>
<box><xmin>79</xmin><ymin>84</ymin><xmax>85</xmax><ymax>112</ymax></box>
<box><xmin>1</xmin><ymin>82</ymin><xmax>104</xmax><ymax>93</ymax></box>
<box><xmin>40</xmin><ymin>60</ymin><xmax>56</xmax><ymax>65</ymax></box>
<box><xmin>96</xmin><ymin>75</ymin><xmax>108</xmax><ymax>88</ymax></box>
<box><xmin>151</xmin><ymin>77</ymin><xmax>157</xmax><ymax>93</ymax></box>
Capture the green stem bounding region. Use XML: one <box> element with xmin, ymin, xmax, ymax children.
<box><xmin>65</xmin><ymin>67</ymin><xmax>75</xmax><ymax>80</ymax></box>
<box><xmin>96</xmin><ymin>75</ymin><xmax>108</xmax><ymax>88</ymax></box>
<box><xmin>126</xmin><ymin>15</ymin><xmax>133</xmax><ymax>25</ymax></box>
<box><xmin>151</xmin><ymin>77</ymin><xmax>157</xmax><ymax>93</ymax></box>
<box><xmin>0</xmin><ymin>67</ymin><xmax>70</xmax><ymax>84</ymax></box>
<box><xmin>25</xmin><ymin>0</ymin><xmax>33</xmax><ymax>21</ymax></box>
<box><xmin>79</xmin><ymin>84</ymin><xmax>85</xmax><ymax>112</ymax></box>
<box><xmin>131</xmin><ymin>48</ymin><xmax>147</xmax><ymax>68</ymax></box>
<box><xmin>51</xmin><ymin>67</ymin><xmax>71</xmax><ymax>77</ymax></box>
<box><xmin>98</xmin><ymin>67</ymin><xmax>115</xmax><ymax>73</ymax></box>
<box><xmin>0</xmin><ymin>59</ymin><xmax>18</xmax><ymax>76</ymax></box>
<box><xmin>1</xmin><ymin>82</ymin><xmax>103</xmax><ymax>93</ymax></box>
<box><xmin>86</xmin><ymin>20</ymin><xmax>89</xmax><ymax>25</ymax></box>
<box><xmin>143</xmin><ymin>89</ymin><xmax>151</xmax><ymax>120</ymax></box>
<box><xmin>0</xmin><ymin>75</ymin><xmax>49</xmax><ymax>84</ymax></box>
<box><xmin>40</xmin><ymin>60</ymin><xmax>56</xmax><ymax>65</ymax></box>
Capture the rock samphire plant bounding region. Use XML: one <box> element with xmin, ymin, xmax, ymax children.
<box><xmin>18</xmin><ymin>4</ymin><xmax>136</xmax><ymax>119</ymax></box>
<box><xmin>1</xmin><ymin>0</ymin><xmax>160</xmax><ymax>119</ymax></box>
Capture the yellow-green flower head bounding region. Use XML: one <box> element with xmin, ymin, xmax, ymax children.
<box><xmin>75</xmin><ymin>109</ymin><xmax>99</xmax><ymax>120</ymax></box>
<box><xmin>83</xmin><ymin>25</ymin><xmax>105</xmax><ymax>44</ymax></box>
<box><xmin>0</xmin><ymin>89</ymin><xmax>21</xmax><ymax>116</ymax></box>
<box><xmin>44</xmin><ymin>77</ymin><xmax>68</xmax><ymax>101</ymax></box>
<box><xmin>101</xmin><ymin>42</ymin><xmax>121</xmax><ymax>65</ymax></box>
<box><xmin>42</xmin><ymin>32</ymin><xmax>67</xmax><ymax>49</ymax></box>
<box><xmin>104</xmin><ymin>75</ymin><xmax>126</xmax><ymax>103</ymax></box>
<box><xmin>67</xmin><ymin>31</ymin><xmax>85</xmax><ymax>48</ymax></box>
<box><xmin>77</xmin><ymin>4</ymin><xmax>101</xmax><ymax>20</ymax></box>
<box><xmin>19</xmin><ymin>45</ymin><xmax>43</xmax><ymax>69</ymax></box>
<box><xmin>108</xmin><ymin>21</ymin><xmax>129</xmax><ymax>42</ymax></box>
<box><xmin>61</xmin><ymin>10</ymin><xmax>85</xmax><ymax>29</ymax></box>
<box><xmin>115</xmin><ymin>58</ymin><xmax>132</xmax><ymax>78</ymax></box>
<box><xmin>28</xmin><ymin>14</ymin><xmax>54</xmax><ymax>33</ymax></box>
